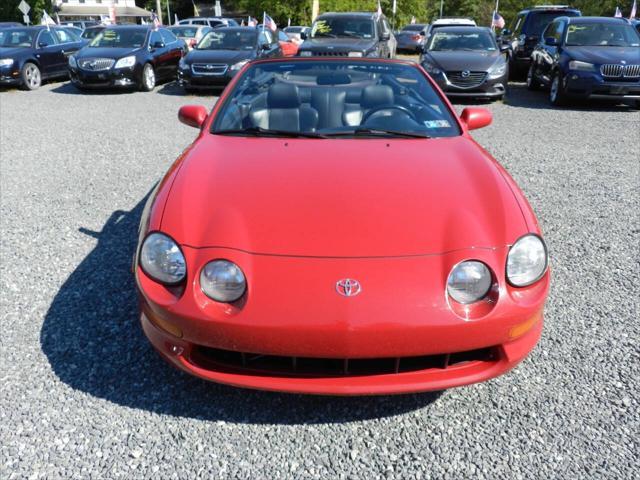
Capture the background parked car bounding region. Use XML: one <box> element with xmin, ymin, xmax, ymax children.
<box><xmin>0</xmin><ymin>22</ymin><xmax>22</xmax><ymax>29</ymax></box>
<box><xmin>283</xmin><ymin>26</ymin><xmax>310</xmax><ymax>44</ymax></box>
<box><xmin>276</xmin><ymin>29</ymin><xmax>299</xmax><ymax>56</ymax></box>
<box><xmin>0</xmin><ymin>26</ymin><xmax>84</xmax><ymax>90</ymax></box>
<box><xmin>65</xmin><ymin>21</ymin><xmax>99</xmax><ymax>30</ymax></box>
<box><xmin>395</xmin><ymin>23</ymin><xmax>428</xmax><ymax>53</ymax></box>
<box><xmin>527</xmin><ymin>16</ymin><xmax>640</xmax><ymax>106</ymax></box>
<box><xmin>81</xmin><ymin>26</ymin><xmax>105</xmax><ymax>41</ymax></box>
<box><xmin>298</xmin><ymin>12</ymin><xmax>396</xmax><ymax>58</ymax></box>
<box><xmin>177</xmin><ymin>17</ymin><xmax>239</xmax><ymax>28</ymax></box>
<box><xmin>69</xmin><ymin>25</ymin><xmax>186</xmax><ymax>91</ymax></box>
<box><xmin>500</xmin><ymin>5</ymin><xmax>581</xmax><ymax>78</ymax></box>
<box><xmin>168</xmin><ymin>25</ymin><xmax>213</xmax><ymax>50</ymax></box>
<box><xmin>178</xmin><ymin>26</ymin><xmax>281</xmax><ymax>91</ymax></box>
<box><xmin>421</xmin><ymin>26</ymin><xmax>509</xmax><ymax>100</ymax></box>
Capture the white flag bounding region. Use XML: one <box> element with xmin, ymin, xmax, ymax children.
<box><xmin>392</xmin><ymin>0</ymin><xmax>397</xmax><ymax>15</ymax></box>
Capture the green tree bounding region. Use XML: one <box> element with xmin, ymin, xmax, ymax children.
<box><xmin>1</xmin><ymin>0</ymin><xmax>52</xmax><ymax>24</ymax></box>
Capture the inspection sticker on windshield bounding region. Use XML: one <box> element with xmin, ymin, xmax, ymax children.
<box><xmin>424</xmin><ymin>120</ymin><xmax>451</xmax><ymax>129</ymax></box>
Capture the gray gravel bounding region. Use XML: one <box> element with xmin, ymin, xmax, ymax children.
<box><xmin>1</xmin><ymin>77</ymin><xmax>639</xmax><ymax>480</ymax></box>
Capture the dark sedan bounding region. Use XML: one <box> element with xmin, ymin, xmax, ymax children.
<box><xmin>528</xmin><ymin>17</ymin><xmax>640</xmax><ymax>106</ymax></box>
<box><xmin>0</xmin><ymin>26</ymin><xmax>84</xmax><ymax>90</ymax></box>
<box><xmin>178</xmin><ymin>27</ymin><xmax>281</xmax><ymax>91</ymax></box>
<box><xmin>420</xmin><ymin>27</ymin><xmax>509</xmax><ymax>100</ymax></box>
<box><xmin>396</xmin><ymin>24</ymin><xmax>427</xmax><ymax>53</ymax></box>
<box><xmin>69</xmin><ymin>25</ymin><xmax>186</xmax><ymax>91</ymax></box>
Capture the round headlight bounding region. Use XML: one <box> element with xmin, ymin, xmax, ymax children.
<box><xmin>447</xmin><ymin>261</ymin><xmax>492</xmax><ymax>304</ymax></box>
<box><xmin>200</xmin><ymin>260</ymin><xmax>246</xmax><ymax>303</ymax></box>
<box><xmin>506</xmin><ymin>234</ymin><xmax>548</xmax><ymax>287</ymax></box>
<box><xmin>139</xmin><ymin>232</ymin><xmax>186</xmax><ymax>284</ymax></box>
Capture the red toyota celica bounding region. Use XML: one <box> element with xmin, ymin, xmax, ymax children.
<box><xmin>136</xmin><ymin>57</ymin><xmax>549</xmax><ymax>395</ymax></box>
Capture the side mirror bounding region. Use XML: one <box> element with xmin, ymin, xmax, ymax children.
<box><xmin>500</xmin><ymin>44</ymin><xmax>511</xmax><ymax>53</ymax></box>
<box><xmin>460</xmin><ymin>108</ymin><xmax>492</xmax><ymax>131</ymax></box>
<box><xmin>380</xmin><ymin>32</ymin><xmax>390</xmax><ymax>41</ymax></box>
<box><xmin>544</xmin><ymin>37</ymin><xmax>558</xmax><ymax>46</ymax></box>
<box><xmin>501</xmin><ymin>28</ymin><xmax>511</xmax><ymax>37</ymax></box>
<box><xmin>151</xmin><ymin>41</ymin><xmax>165</xmax><ymax>49</ymax></box>
<box><xmin>419</xmin><ymin>31</ymin><xmax>425</xmax><ymax>36</ymax></box>
<box><xmin>38</xmin><ymin>41</ymin><xmax>49</xmax><ymax>48</ymax></box>
<box><xmin>300</xmin><ymin>31</ymin><xmax>307</xmax><ymax>40</ymax></box>
<box><xmin>178</xmin><ymin>105</ymin><xmax>208</xmax><ymax>129</ymax></box>
<box><xmin>261</xmin><ymin>42</ymin><xmax>270</xmax><ymax>50</ymax></box>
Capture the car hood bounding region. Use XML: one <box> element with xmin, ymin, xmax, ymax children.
<box><xmin>184</xmin><ymin>48</ymin><xmax>254</xmax><ymax>64</ymax></box>
<box><xmin>161</xmin><ymin>136</ymin><xmax>527</xmax><ymax>257</ymax></box>
<box><xmin>425</xmin><ymin>50</ymin><xmax>502</xmax><ymax>71</ymax></box>
<box><xmin>565</xmin><ymin>46</ymin><xmax>640</xmax><ymax>65</ymax></box>
<box><xmin>300</xmin><ymin>37</ymin><xmax>377</xmax><ymax>52</ymax></box>
<box><xmin>75</xmin><ymin>46</ymin><xmax>140</xmax><ymax>59</ymax></box>
<box><xmin>0</xmin><ymin>46</ymin><xmax>31</xmax><ymax>58</ymax></box>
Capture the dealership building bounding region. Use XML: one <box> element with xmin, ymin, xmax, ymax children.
<box><xmin>55</xmin><ymin>0</ymin><xmax>151</xmax><ymax>24</ymax></box>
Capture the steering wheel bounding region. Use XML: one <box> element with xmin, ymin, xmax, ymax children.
<box><xmin>361</xmin><ymin>105</ymin><xmax>417</xmax><ymax>124</ymax></box>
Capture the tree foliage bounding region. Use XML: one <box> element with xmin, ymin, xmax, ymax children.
<box><xmin>1</xmin><ymin>0</ymin><xmax>53</xmax><ymax>24</ymax></box>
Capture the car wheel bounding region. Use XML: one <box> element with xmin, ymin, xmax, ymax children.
<box><xmin>526</xmin><ymin>63</ymin><xmax>541</xmax><ymax>90</ymax></box>
<box><xmin>21</xmin><ymin>62</ymin><xmax>41</xmax><ymax>90</ymax></box>
<box><xmin>549</xmin><ymin>72</ymin><xmax>566</xmax><ymax>106</ymax></box>
<box><xmin>140</xmin><ymin>63</ymin><xmax>156</xmax><ymax>92</ymax></box>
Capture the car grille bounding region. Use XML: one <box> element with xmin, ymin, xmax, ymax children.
<box><xmin>191</xmin><ymin>63</ymin><xmax>228</xmax><ymax>75</ymax></box>
<box><xmin>189</xmin><ymin>345</ymin><xmax>499</xmax><ymax>378</ymax></box>
<box><xmin>78</xmin><ymin>58</ymin><xmax>115</xmax><ymax>71</ymax></box>
<box><xmin>600</xmin><ymin>64</ymin><xmax>640</xmax><ymax>79</ymax></box>
<box><xmin>446</xmin><ymin>71</ymin><xmax>487</xmax><ymax>89</ymax></box>
<box><xmin>307</xmin><ymin>51</ymin><xmax>351</xmax><ymax>57</ymax></box>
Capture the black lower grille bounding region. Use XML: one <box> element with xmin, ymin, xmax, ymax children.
<box><xmin>189</xmin><ymin>345</ymin><xmax>498</xmax><ymax>378</ymax></box>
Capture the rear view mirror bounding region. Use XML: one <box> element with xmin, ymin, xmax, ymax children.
<box><xmin>152</xmin><ymin>41</ymin><xmax>165</xmax><ymax>49</ymax></box>
<box><xmin>300</xmin><ymin>31</ymin><xmax>307</xmax><ymax>40</ymax></box>
<box><xmin>380</xmin><ymin>32</ymin><xmax>390</xmax><ymax>41</ymax></box>
<box><xmin>38</xmin><ymin>41</ymin><xmax>49</xmax><ymax>48</ymax></box>
<box><xmin>544</xmin><ymin>37</ymin><xmax>558</xmax><ymax>46</ymax></box>
<box><xmin>178</xmin><ymin>105</ymin><xmax>208</xmax><ymax>129</ymax></box>
<box><xmin>460</xmin><ymin>108</ymin><xmax>492</xmax><ymax>131</ymax></box>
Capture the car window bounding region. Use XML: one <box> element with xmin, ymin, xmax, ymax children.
<box><xmin>160</xmin><ymin>29</ymin><xmax>177</xmax><ymax>44</ymax></box>
<box><xmin>90</xmin><ymin>28</ymin><xmax>148</xmax><ymax>48</ymax></box>
<box><xmin>55</xmin><ymin>28</ymin><xmax>80</xmax><ymax>43</ymax></box>
<box><xmin>0</xmin><ymin>28</ymin><xmax>37</xmax><ymax>47</ymax></box>
<box><xmin>512</xmin><ymin>14</ymin><xmax>525</xmax><ymax>35</ymax></box>
<box><xmin>208</xmin><ymin>20</ymin><xmax>224</xmax><ymax>28</ymax></box>
<box><xmin>428</xmin><ymin>31</ymin><xmax>497</xmax><ymax>51</ymax></box>
<box><xmin>211</xmin><ymin>61</ymin><xmax>461</xmax><ymax>138</ymax></box>
<box><xmin>277</xmin><ymin>30</ymin><xmax>289</xmax><ymax>42</ymax></box>
<box><xmin>38</xmin><ymin>30</ymin><xmax>57</xmax><ymax>46</ymax></box>
<box><xmin>198</xmin><ymin>30</ymin><xmax>257</xmax><ymax>50</ymax></box>
<box><xmin>81</xmin><ymin>28</ymin><xmax>103</xmax><ymax>40</ymax></box>
<box><xmin>526</xmin><ymin>11</ymin><xmax>578</xmax><ymax>36</ymax></box>
<box><xmin>565</xmin><ymin>22</ymin><xmax>640</xmax><ymax>47</ymax></box>
<box><xmin>169</xmin><ymin>27</ymin><xmax>198</xmax><ymax>37</ymax></box>
<box><xmin>312</xmin><ymin>17</ymin><xmax>375</xmax><ymax>39</ymax></box>
<box><xmin>381</xmin><ymin>18</ymin><xmax>392</xmax><ymax>37</ymax></box>
<box><xmin>150</xmin><ymin>31</ymin><xmax>163</xmax><ymax>46</ymax></box>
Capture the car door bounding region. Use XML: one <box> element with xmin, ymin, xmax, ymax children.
<box><xmin>52</xmin><ymin>28</ymin><xmax>83</xmax><ymax>75</ymax></box>
<box><xmin>538</xmin><ymin>21</ymin><xmax>562</xmax><ymax>84</ymax></box>
<box><xmin>381</xmin><ymin>17</ymin><xmax>395</xmax><ymax>57</ymax></box>
<box><xmin>149</xmin><ymin>30</ymin><xmax>171</xmax><ymax>79</ymax></box>
<box><xmin>160</xmin><ymin>28</ymin><xmax>184</xmax><ymax>77</ymax></box>
<box><xmin>34</xmin><ymin>29</ymin><xmax>61</xmax><ymax>78</ymax></box>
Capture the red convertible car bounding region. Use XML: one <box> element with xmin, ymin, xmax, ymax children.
<box><xmin>136</xmin><ymin>57</ymin><xmax>549</xmax><ymax>395</ymax></box>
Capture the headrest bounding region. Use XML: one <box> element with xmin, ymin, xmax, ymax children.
<box><xmin>316</xmin><ymin>73</ymin><xmax>352</xmax><ymax>85</ymax></box>
<box><xmin>267</xmin><ymin>83</ymin><xmax>300</xmax><ymax>109</ymax></box>
<box><xmin>361</xmin><ymin>84</ymin><xmax>394</xmax><ymax>108</ymax></box>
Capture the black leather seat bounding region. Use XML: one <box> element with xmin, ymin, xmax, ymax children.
<box><xmin>249</xmin><ymin>83</ymin><xmax>319</xmax><ymax>132</ymax></box>
<box><xmin>343</xmin><ymin>84</ymin><xmax>395</xmax><ymax>126</ymax></box>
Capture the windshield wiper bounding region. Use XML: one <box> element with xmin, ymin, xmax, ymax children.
<box><xmin>214</xmin><ymin>126</ymin><xmax>328</xmax><ymax>139</ymax></box>
<box><xmin>312</xmin><ymin>32</ymin><xmax>336</xmax><ymax>38</ymax></box>
<box><xmin>324</xmin><ymin>128</ymin><xmax>431</xmax><ymax>139</ymax></box>
<box><xmin>337</xmin><ymin>32</ymin><xmax>361</xmax><ymax>38</ymax></box>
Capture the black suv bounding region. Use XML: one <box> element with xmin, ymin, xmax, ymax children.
<box><xmin>297</xmin><ymin>12</ymin><xmax>396</xmax><ymax>58</ymax></box>
<box><xmin>501</xmin><ymin>5</ymin><xmax>581</xmax><ymax>77</ymax></box>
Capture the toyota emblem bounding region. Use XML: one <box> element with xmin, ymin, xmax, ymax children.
<box><xmin>461</xmin><ymin>70</ymin><xmax>470</xmax><ymax>78</ymax></box>
<box><xmin>336</xmin><ymin>279</ymin><xmax>361</xmax><ymax>297</ymax></box>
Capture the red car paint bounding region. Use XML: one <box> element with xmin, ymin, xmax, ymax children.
<box><xmin>279</xmin><ymin>39</ymin><xmax>299</xmax><ymax>57</ymax></box>
<box><xmin>136</xmin><ymin>58</ymin><xmax>549</xmax><ymax>395</ymax></box>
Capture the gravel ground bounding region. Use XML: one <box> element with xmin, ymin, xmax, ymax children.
<box><xmin>1</xmin><ymin>76</ymin><xmax>639</xmax><ymax>479</ymax></box>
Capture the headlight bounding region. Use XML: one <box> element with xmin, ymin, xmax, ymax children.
<box><xmin>200</xmin><ymin>260</ymin><xmax>246</xmax><ymax>303</ymax></box>
<box><xmin>348</xmin><ymin>51</ymin><xmax>364</xmax><ymax>57</ymax></box>
<box><xmin>422</xmin><ymin>62</ymin><xmax>441</xmax><ymax>75</ymax></box>
<box><xmin>299</xmin><ymin>50</ymin><xmax>312</xmax><ymax>57</ymax></box>
<box><xmin>230</xmin><ymin>59</ymin><xmax>249</xmax><ymax>71</ymax></box>
<box><xmin>568</xmin><ymin>60</ymin><xmax>596</xmax><ymax>72</ymax></box>
<box><xmin>488</xmin><ymin>60</ymin><xmax>507</xmax><ymax>78</ymax></box>
<box><xmin>447</xmin><ymin>261</ymin><xmax>492</xmax><ymax>305</ymax></box>
<box><xmin>68</xmin><ymin>56</ymin><xmax>77</xmax><ymax>68</ymax></box>
<box><xmin>506</xmin><ymin>234</ymin><xmax>548</xmax><ymax>287</ymax></box>
<box><xmin>114</xmin><ymin>55</ymin><xmax>136</xmax><ymax>69</ymax></box>
<box><xmin>139</xmin><ymin>232</ymin><xmax>186</xmax><ymax>285</ymax></box>
<box><xmin>0</xmin><ymin>58</ymin><xmax>14</xmax><ymax>67</ymax></box>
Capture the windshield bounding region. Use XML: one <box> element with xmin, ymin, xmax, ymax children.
<box><xmin>197</xmin><ymin>30</ymin><xmax>257</xmax><ymax>50</ymax></box>
<box><xmin>169</xmin><ymin>27</ymin><xmax>199</xmax><ymax>37</ymax></box>
<box><xmin>428</xmin><ymin>31</ymin><xmax>496</xmax><ymax>51</ymax></box>
<box><xmin>0</xmin><ymin>28</ymin><xmax>36</xmax><ymax>47</ymax></box>
<box><xmin>311</xmin><ymin>17</ymin><xmax>374</xmax><ymax>39</ymax></box>
<box><xmin>89</xmin><ymin>29</ymin><xmax>148</xmax><ymax>48</ymax></box>
<box><xmin>285</xmin><ymin>27</ymin><xmax>303</xmax><ymax>33</ymax></box>
<box><xmin>527</xmin><ymin>11</ymin><xmax>578</xmax><ymax>36</ymax></box>
<box><xmin>565</xmin><ymin>23</ymin><xmax>640</xmax><ymax>47</ymax></box>
<box><xmin>81</xmin><ymin>28</ymin><xmax>103</xmax><ymax>40</ymax></box>
<box><xmin>211</xmin><ymin>61</ymin><xmax>460</xmax><ymax>138</ymax></box>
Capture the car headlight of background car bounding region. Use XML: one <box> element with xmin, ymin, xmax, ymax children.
<box><xmin>200</xmin><ymin>260</ymin><xmax>246</xmax><ymax>302</ymax></box>
<box><xmin>348</xmin><ymin>51</ymin><xmax>363</xmax><ymax>57</ymax></box>
<box><xmin>488</xmin><ymin>59</ymin><xmax>507</xmax><ymax>79</ymax></box>
<box><xmin>568</xmin><ymin>60</ymin><xmax>596</xmax><ymax>72</ymax></box>
<box><xmin>0</xmin><ymin>58</ymin><xmax>14</xmax><ymax>67</ymax></box>
<box><xmin>140</xmin><ymin>232</ymin><xmax>186</xmax><ymax>285</ymax></box>
<box><xmin>68</xmin><ymin>56</ymin><xmax>77</xmax><ymax>68</ymax></box>
<box><xmin>422</xmin><ymin>62</ymin><xmax>442</xmax><ymax>75</ymax></box>
<box><xmin>447</xmin><ymin>261</ymin><xmax>493</xmax><ymax>304</ymax></box>
<box><xmin>114</xmin><ymin>55</ymin><xmax>136</xmax><ymax>69</ymax></box>
<box><xmin>230</xmin><ymin>60</ymin><xmax>249</xmax><ymax>71</ymax></box>
<box><xmin>506</xmin><ymin>234</ymin><xmax>548</xmax><ymax>287</ymax></box>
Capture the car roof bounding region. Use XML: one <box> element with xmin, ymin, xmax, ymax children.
<box><xmin>564</xmin><ymin>16</ymin><xmax>634</xmax><ymax>25</ymax></box>
<box><xmin>432</xmin><ymin>26</ymin><xmax>491</xmax><ymax>33</ymax></box>
<box><xmin>518</xmin><ymin>6</ymin><xmax>580</xmax><ymax>14</ymax></box>
<box><xmin>101</xmin><ymin>25</ymin><xmax>151</xmax><ymax>31</ymax></box>
<box><xmin>215</xmin><ymin>26</ymin><xmax>258</xmax><ymax>32</ymax></box>
<box><xmin>317</xmin><ymin>12</ymin><xmax>379</xmax><ymax>19</ymax></box>
<box><xmin>432</xmin><ymin>18</ymin><xmax>476</xmax><ymax>25</ymax></box>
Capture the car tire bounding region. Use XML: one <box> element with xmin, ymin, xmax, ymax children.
<box><xmin>140</xmin><ymin>63</ymin><xmax>156</xmax><ymax>92</ymax></box>
<box><xmin>526</xmin><ymin>63</ymin><xmax>541</xmax><ymax>91</ymax></box>
<box><xmin>549</xmin><ymin>72</ymin><xmax>566</xmax><ymax>106</ymax></box>
<box><xmin>21</xmin><ymin>62</ymin><xmax>41</xmax><ymax>90</ymax></box>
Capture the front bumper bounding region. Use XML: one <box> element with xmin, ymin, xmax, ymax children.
<box><xmin>136</xmin><ymin>245</ymin><xmax>549</xmax><ymax>395</ymax></box>
<box><xmin>433</xmin><ymin>72</ymin><xmax>507</xmax><ymax>99</ymax></box>
<box><xmin>563</xmin><ymin>71</ymin><xmax>640</xmax><ymax>100</ymax></box>
<box><xmin>178</xmin><ymin>66</ymin><xmax>237</xmax><ymax>88</ymax></box>
<box><xmin>396</xmin><ymin>40</ymin><xmax>422</xmax><ymax>53</ymax></box>
<box><xmin>69</xmin><ymin>66</ymin><xmax>140</xmax><ymax>88</ymax></box>
<box><xmin>0</xmin><ymin>65</ymin><xmax>21</xmax><ymax>86</ymax></box>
